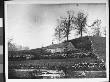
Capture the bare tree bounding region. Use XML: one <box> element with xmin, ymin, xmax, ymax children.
<box><xmin>55</xmin><ymin>10</ymin><xmax>103</xmax><ymax>42</ymax></box>
<box><xmin>73</xmin><ymin>11</ymin><xmax>87</xmax><ymax>38</ymax></box>
<box><xmin>54</xmin><ymin>10</ymin><xmax>75</xmax><ymax>42</ymax></box>
<box><xmin>91</xmin><ymin>19</ymin><xmax>102</xmax><ymax>36</ymax></box>
<box><xmin>8</xmin><ymin>38</ymin><xmax>18</xmax><ymax>51</ymax></box>
<box><xmin>54</xmin><ymin>23</ymin><xmax>63</xmax><ymax>43</ymax></box>
<box><xmin>8</xmin><ymin>38</ymin><xmax>30</xmax><ymax>51</ymax></box>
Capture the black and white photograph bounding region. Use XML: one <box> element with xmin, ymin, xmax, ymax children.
<box><xmin>5</xmin><ymin>0</ymin><xmax>109</xmax><ymax>82</ymax></box>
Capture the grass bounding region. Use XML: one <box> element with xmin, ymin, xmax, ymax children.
<box><xmin>89</xmin><ymin>36</ymin><xmax>106</xmax><ymax>62</ymax></box>
<box><xmin>8</xmin><ymin>36</ymin><xmax>107</xmax><ymax>78</ymax></box>
<box><xmin>9</xmin><ymin>57</ymin><xmax>98</xmax><ymax>68</ymax></box>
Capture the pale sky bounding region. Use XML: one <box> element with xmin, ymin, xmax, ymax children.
<box><xmin>7</xmin><ymin>3</ymin><xmax>106</xmax><ymax>49</ymax></box>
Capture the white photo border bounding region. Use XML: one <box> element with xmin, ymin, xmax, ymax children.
<box><xmin>5</xmin><ymin>0</ymin><xmax>109</xmax><ymax>82</ymax></box>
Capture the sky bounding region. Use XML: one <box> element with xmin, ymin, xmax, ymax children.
<box><xmin>7</xmin><ymin>3</ymin><xmax>106</xmax><ymax>49</ymax></box>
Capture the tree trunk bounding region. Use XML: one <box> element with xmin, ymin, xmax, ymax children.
<box><xmin>80</xmin><ymin>27</ymin><xmax>83</xmax><ymax>38</ymax></box>
<box><xmin>67</xmin><ymin>35</ymin><xmax>68</xmax><ymax>42</ymax></box>
<box><xmin>80</xmin><ymin>30</ymin><xmax>83</xmax><ymax>50</ymax></box>
<box><xmin>81</xmin><ymin>31</ymin><xmax>82</xmax><ymax>38</ymax></box>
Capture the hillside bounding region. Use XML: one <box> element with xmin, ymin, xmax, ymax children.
<box><xmin>69</xmin><ymin>36</ymin><xmax>106</xmax><ymax>62</ymax></box>
<box><xmin>8</xmin><ymin>36</ymin><xmax>106</xmax><ymax>62</ymax></box>
<box><xmin>69</xmin><ymin>36</ymin><xmax>92</xmax><ymax>51</ymax></box>
<box><xmin>89</xmin><ymin>36</ymin><xmax>106</xmax><ymax>62</ymax></box>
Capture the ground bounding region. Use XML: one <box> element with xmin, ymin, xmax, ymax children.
<box><xmin>8</xmin><ymin>57</ymin><xmax>106</xmax><ymax>79</ymax></box>
<box><xmin>89</xmin><ymin>36</ymin><xmax>106</xmax><ymax>62</ymax></box>
<box><xmin>8</xmin><ymin>36</ymin><xmax>107</xmax><ymax>79</ymax></box>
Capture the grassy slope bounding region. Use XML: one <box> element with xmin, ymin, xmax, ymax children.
<box><xmin>8</xmin><ymin>36</ymin><xmax>106</xmax><ymax>65</ymax></box>
<box><xmin>69</xmin><ymin>36</ymin><xmax>92</xmax><ymax>51</ymax></box>
<box><xmin>69</xmin><ymin>36</ymin><xmax>106</xmax><ymax>62</ymax></box>
<box><xmin>89</xmin><ymin>36</ymin><xmax>106</xmax><ymax>62</ymax></box>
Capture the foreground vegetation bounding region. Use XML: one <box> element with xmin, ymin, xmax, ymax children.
<box><xmin>8</xmin><ymin>57</ymin><xmax>106</xmax><ymax>79</ymax></box>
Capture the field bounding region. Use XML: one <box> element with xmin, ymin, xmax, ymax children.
<box><xmin>8</xmin><ymin>57</ymin><xmax>106</xmax><ymax>79</ymax></box>
<box><xmin>9</xmin><ymin>57</ymin><xmax>98</xmax><ymax>67</ymax></box>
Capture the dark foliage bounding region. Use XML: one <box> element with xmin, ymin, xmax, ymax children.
<box><xmin>69</xmin><ymin>36</ymin><xmax>92</xmax><ymax>51</ymax></box>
